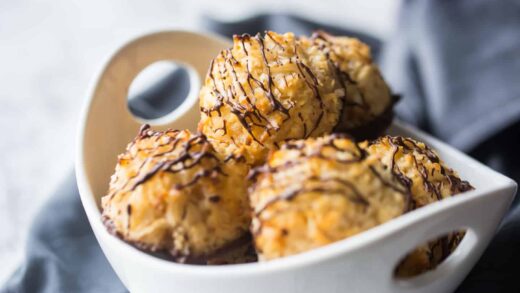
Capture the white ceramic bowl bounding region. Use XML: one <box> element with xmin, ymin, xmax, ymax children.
<box><xmin>76</xmin><ymin>31</ymin><xmax>517</xmax><ymax>293</ymax></box>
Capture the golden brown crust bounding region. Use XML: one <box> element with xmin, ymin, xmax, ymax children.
<box><xmin>101</xmin><ymin>125</ymin><xmax>251</xmax><ymax>261</ymax></box>
<box><xmin>361</xmin><ymin>136</ymin><xmax>473</xmax><ymax>277</ymax></box>
<box><xmin>361</xmin><ymin>136</ymin><xmax>473</xmax><ymax>209</ymax></box>
<box><xmin>308</xmin><ymin>31</ymin><xmax>394</xmax><ymax>134</ymax></box>
<box><xmin>198</xmin><ymin>31</ymin><xmax>393</xmax><ymax>166</ymax></box>
<box><xmin>249</xmin><ymin>134</ymin><xmax>409</xmax><ymax>260</ymax></box>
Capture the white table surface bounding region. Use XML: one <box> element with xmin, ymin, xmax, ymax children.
<box><xmin>0</xmin><ymin>0</ymin><xmax>400</xmax><ymax>284</ymax></box>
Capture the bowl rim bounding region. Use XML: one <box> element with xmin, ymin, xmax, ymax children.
<box><xmin>75</xmin><ymin>29</ymin><xmax>518</xmax><ymax>278</ymax></box>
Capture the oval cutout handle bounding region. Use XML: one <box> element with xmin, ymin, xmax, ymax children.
<box><xmin>80</xmin><ymin>31</ymin><xmax>231</xmax><ymax>203</ymax></box>
<box><xmin>382</xmin><ymin>187</ymin><xmax>514</xmax><ymax>292</ymax></box>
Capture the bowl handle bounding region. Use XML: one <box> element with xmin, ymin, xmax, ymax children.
<box><xmin>380</xmin><ymin>186</ymin><xmax>515</xmax><ymax>292</ymax></box>
<box><xmin>81</xmin><ymin>31</ymin><xmax>231</xmax><ymax>200</ymax></box>
<box><xmin>91</xmin><ymin>30</ymin><xmax>231</xmax><ymax>131</ymax></box>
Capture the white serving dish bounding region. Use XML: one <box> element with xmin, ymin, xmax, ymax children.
<box><xmin>76</xmin><ymin>30</ymin><xmax>517</xmax><ymax>293</ymax></box>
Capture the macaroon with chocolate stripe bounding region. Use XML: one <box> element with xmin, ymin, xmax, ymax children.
<box><xmin>198</xmin><ymin>31</ymin><xmax>395</xmax><ymax>166</ymax></box>
<box><xmin>101</xmin><ymin>125</ymin><xmax>252</xmax><ymax>263</ymax></box>
<box><xmin>361</xmin><ymin>136</ymin><xmax>473</xmax><ymax>277</ymax></box>
<box><xmin>249</xmin><ymin>134</ymin><xmax>409</xmax><ymax>260</ymax></box>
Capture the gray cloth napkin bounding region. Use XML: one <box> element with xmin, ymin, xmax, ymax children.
<box><xmin>382</xmin><ymin>1</ymin><xmax>520</xmax><ymax>292</ymax></box>
<box><xmin>3</xmin><ymin>1</ymin><xmax>520</xmax><ymax>292</ymax></box>
<box><xmin>382</xmin><ymin>0</ymin><xmax>520</xmax><ymax>152</ymax></box>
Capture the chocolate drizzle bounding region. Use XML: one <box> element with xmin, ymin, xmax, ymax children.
<box><xmin>254</xmin><ymin>176</ymin><xmax>369</xmax><ymax>216</ymax></box>
<box><xmin>311</xmin><ymin>30</ymin><xmax>373</xmax><ymax>131</ymax></box>
<box><xmin>102</xmin><ymin>125</ymin><xmax>255</xmax><ymax>264</ymax></box>
<box><xmin>256</xmin><ymin>33</ymin><xmax>289</xmax><ymax>115</ymax></box>
<box><xmin>247</xmin><ymin>134</ymin><xmax>363</xmax><ymax>182</ymax></box>
<box><xmin>311</xmin><ymin>30</ymin><xmax>396</xmax><ymax>139</ymax></box>
<box><xmin>293</xmin><ymin>43</ymin><xmax>325</xmax><ymax>137</ymax></box>
<box><xmin>250</xmin><ymin>135</ymin><xmax>407</xmax><ymax>220</ymax></box>
<box><xmin>202</xmin><ymin>31</ymin><xmax>376</xmax><ymax>153</ymax></box>
<box><xmin>109</xmin><ymin>126</ymin><xmax>239</xmax><ymax>197</ymax></box>
<box><xmin>201</xmin><ymin>32</ymin><xmax>298</xmax><ymax>147</ymax></box>
<box><xmin>369</xmin><ymin>136</ymin><xmax>474</xmax><ymax>210</ymax></box>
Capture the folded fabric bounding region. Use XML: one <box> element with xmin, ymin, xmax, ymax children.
<box><xmin>381</xmin><ymin>2</ymin><xmax>520</xmax><ymax>291</ymax></box>
<box><xmin>1</xmin><ymin>173</ymin><xmax>126</xmax><ymax>293</ymax></box>
<box><xmin>2</xmin><ymin>5</ymin><xmax>520</xmax><ymax>293</ymax></box>
<box><xmin>381</xmin><ymin>0</ymin><xmax>520</xmax><ymax>152</ymax></box>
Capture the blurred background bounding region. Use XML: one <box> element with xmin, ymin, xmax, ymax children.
<box><xmin>0</xmin><ymin>0</ymin><xmax>401</xmax><ymax>283</ymax></box>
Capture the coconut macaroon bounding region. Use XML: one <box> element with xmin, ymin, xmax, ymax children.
<box><xmin>361</xmin><ymin>136</ymin><xmax>473</xmax><ymax>277</ymax></box>
<box><xmin>249</xmin><ymin>134</ymin><xmax>409</xmax><ymax>260</ymax></box>
<box><xmin>361</xmin><ymin>136</ymin><xmax>473</xmax><ymax>209</ymax></box>
<box><xmin>198</xmin><ymin>31</ymin><xmax>394</xmax><ymax>166</ymax></box>
<box><xmin>101</xmin><ymin>125</ymin><xmax>251</xmax><ymax>263</ymax></box>
<box><xmin>308</xmin><ymin>31</ymin><xmax>395</xmax><ymax>136</ymax></box>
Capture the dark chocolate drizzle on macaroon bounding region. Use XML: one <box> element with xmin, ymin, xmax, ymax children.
<box><xmin>368</xmin><ymin>135</ymin><xmax>474</xmax><ymax>207</ymax></box>
<box><xmin>201</xmin><ymin>32</ymin><xmax>294</xmax><ymax>147</ymax></box>
<box><xmin>201</xmin><ymin>31</ymin><xmax>369</xmax><ymax>152</ymax></box>
<box><xmin>102</xmin><ymin>125</ymin><xmax>252</xmax><ymax>263</ymax></box>
<box><xmin>249</xmin><ymin>135</ymin><xmax>410</xmax><ymax>235</ymax></box>
<box><xmin>367</xmin><ymin>136</ymin><xmax>473</xmax><ymax>264</ymax></box>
